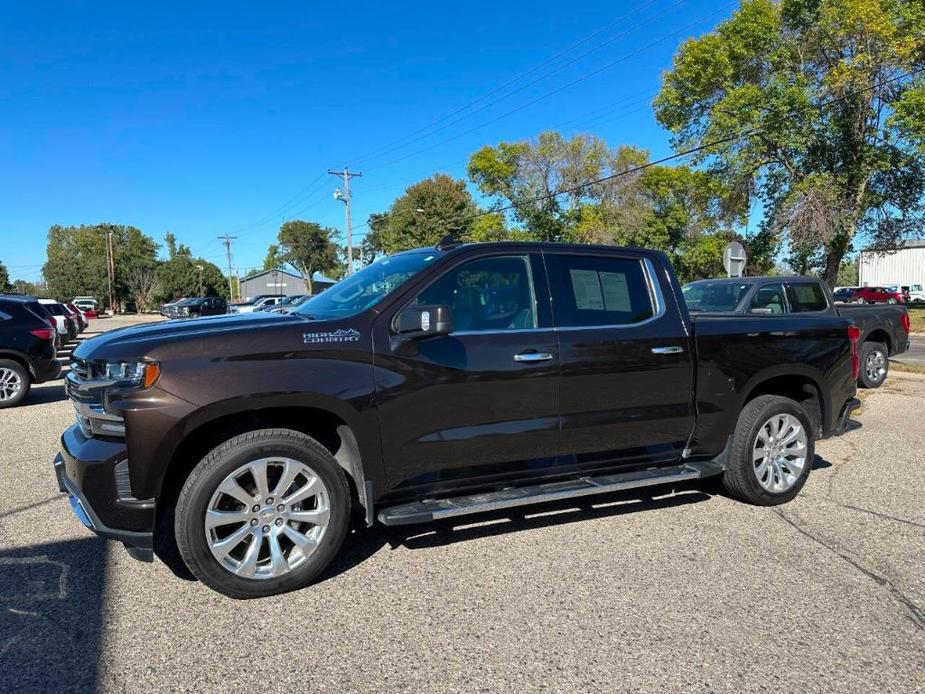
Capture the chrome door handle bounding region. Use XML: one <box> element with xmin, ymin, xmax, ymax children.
<box><xmin>651</xmin><ymin>345</ymin><xmax>684</xmax><ymax>354</ymax></box>
<box><xmin>514</xmin><ymin>352</ymin><xmax>554</xmax><ymax>363</ymax></box>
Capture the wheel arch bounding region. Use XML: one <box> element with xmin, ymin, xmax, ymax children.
<box><xmin>154</xmin><ymin>404</ymin><xmax>371</xmax><ymax>522</ymax></box>
<box><xmin>740</xmin><ymin>371</ymin><xmax>825</xmax><ymax>439</ymax></box>
<box><xmin>0</xmin><ymin>349</ymin><xmax>35</xmax><ymax>380</ymax></box>
<box><xmin>865</xmin><ymin>328</ymin><xmax>891</xmax><ymax>353</ymax></box>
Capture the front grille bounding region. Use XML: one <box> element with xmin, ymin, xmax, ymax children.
<box><xmin>67</xmin><ymin>358</ymin><xmax>125</xmax><ymax>438</ymax></box>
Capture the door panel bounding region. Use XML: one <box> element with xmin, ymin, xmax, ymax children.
<box><xmin>372</xmin><ymin>252</ymin><xmax>560</xmax><ymax>498</ymax></box>
<box><xmin>546</xmin><ymin>252</ymin><xmax>694</xmax><ymax>467</ymax></box>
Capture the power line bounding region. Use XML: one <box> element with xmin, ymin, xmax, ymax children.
<box><xmin>352</xmin><ymin>0</ymin><xmax>686</xmax><ymax>166</ymax></box>
<box><xmin>346</xmin><ymin>0</ymin><xmax>669</xmax><ymax>165</ymax></box>
<box><xmin>363</xmin><ymin>2</ymin><xmax>737</xmax><ymax>173</ymax></box>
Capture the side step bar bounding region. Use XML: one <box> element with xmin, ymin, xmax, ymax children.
<box><xmin>377</xmin><ymin>461</ymin><xmax>724</xmax><ymax>526</ymax></box>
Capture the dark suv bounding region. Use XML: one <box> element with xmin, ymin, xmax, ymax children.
<box><xmin>172</xmin><ymin>296</ymin><xmax>227</xmax><ymax>318</ymax></box>
<box><xmin>54</xmin><ymin>242</ymin><xmax>860</xmax><ymax>598</ymax></box>
<box><xmin>0</xmin><ymin>295</ymin><xmax>61</xmax><ymax>407</ymax></box>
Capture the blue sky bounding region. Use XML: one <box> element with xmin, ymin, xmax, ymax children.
<box><xmin>0</xmin><ymin>0</ymin><xmax>735</xmax><ymax>282</ymax></box>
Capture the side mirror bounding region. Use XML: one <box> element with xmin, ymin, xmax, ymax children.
<box><xmin>394</xmin><ymin>304</ymin><xmax>453</xmax><ymax>339</ymax></box>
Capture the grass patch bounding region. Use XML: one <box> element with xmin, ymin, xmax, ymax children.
<box><xmin>908</xmin><ymin>306</ymin><xmax>925</xmax><ymax>333</ymax></box>
<box><xmin>890</xmin><ymin>361</ymin><xmax>925</xmax><ymax>375</ymax></box>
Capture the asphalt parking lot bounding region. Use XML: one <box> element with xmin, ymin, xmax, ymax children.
<box><xmin>2</xmin><ymin>317</ymin><xmax>924</xmax><ymax>693</ymax></box>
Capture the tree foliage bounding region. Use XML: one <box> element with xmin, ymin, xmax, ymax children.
<box><xmin>156</xmin><ymin>233</ymin><xmax>227</xmax><ymax>303</ymax></box>
<box><xmin>374</xmin><ymin>174</ymin><xmax>480</xmax><ymax>254</ymax></box>
<box><xmin>43</xmin><ymin>223</ymin><xmax>159</xmax><ymax>310</ymax></box>
<box><xmin>654</xmin><ymin>0</ymin><xmax>925</xmax><ymax>285</ymax></box>
<box><xmin>274</xmin><ymin>220</ymin><xmax>340</xmax><ymax>293</ymax></box>
<box><xmin>0</xmin><ymin>261</ymin><xmax>11</xmax><ymax>292</ymax></box>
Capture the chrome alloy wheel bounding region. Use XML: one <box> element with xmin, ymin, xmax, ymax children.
<box><xmin>0</xmin><ymin>367</ymin><xmax>23</xmax><ymax>402</ymax></box>
<box><xmin>865</xmin><ymin>349</ymin><xmax>887</xmax><ymax>383</ymax></box>
<box><xmin>205</xmin><ymin>457</ymin><xmax>331</xmax><ymax>579</ymax></box>
<box><xmin>752</xmin><ymin>413</ymin><xmax>807</xmax><ymax>493</ymax></box>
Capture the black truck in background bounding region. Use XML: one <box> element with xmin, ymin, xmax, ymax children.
<box><xmin>55</xmin><ymin>242</ymin><xmax>861</xmax><ymax>598</ymax></box>
<box><xmin>683</xmin><ymin>277</ymin><xmax>910</xmax><ymax>388</ymax></box>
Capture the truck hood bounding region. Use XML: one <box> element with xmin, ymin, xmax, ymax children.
<box><xmin>72</xmin><ymin>312</ymin><xmax>306</xmax><ymax>362</ymax></box>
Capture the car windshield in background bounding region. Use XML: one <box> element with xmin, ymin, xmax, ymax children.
<box><xmin>682</xmin><ymin>282</ymin><xmax>750</xmax><ymax>312</ymax></box>
<box><xmin>294</xmin><ymin>251</ymin><xmax>439</xmax><ymax>320</ymax></box>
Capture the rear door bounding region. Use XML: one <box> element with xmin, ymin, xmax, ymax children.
<box><xmin>546</xmin><ymin>250</ymin><xmax>694</xmax><ymax>468</ymax></box>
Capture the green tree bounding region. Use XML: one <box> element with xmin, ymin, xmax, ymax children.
<box><xmin>11</xmin><ymin>279</ymin><xmax>45</xmax><ymax>296</ymax></box>
<box><xmin>156</xmin><ymin>233</ymin><xmax>228</xmax><ymax>302</ymax></box>
<box><xmin>0</xmin><ymin>261</ymin><xmax>11</xmax><ymax>292</ymax></box>
<box><xmin>275</xmin><ymin>220</ymin><xmax>340</xmax><ymax>293</ymax></box>
<box><xmin>836</xmin><ymin>257</ymin><xmax>860</xmax><ymax>285</ymax></box>
<box><xmin>43</xmin><ymin>223</ymin><xmax>159</xmax><ymax>310</ymax></box>
<box><xmin>361</xmin><ymin>213</ymin><xmax>387</xmax><ymax>265</ymax></box>
<box><xmin>654</xmin><ymin>0</ymin><xmax>925</xmax><ymax>286</ymax></box>
<box><xmin>468</xmin><ymin>132</ymin><xmax>609</xmax><ymax>241</ymax></box>
<box><xmin>375</xmin><ymin>174</ymin><xmax>480</xmax><ymax>253</ymax></box>
<box><xmin>263</xmin><ymin>244</ymin><xmax>283</xmax><ymax>271</ymax></box>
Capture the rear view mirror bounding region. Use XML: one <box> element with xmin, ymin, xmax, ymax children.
<box><xmin>394</xmin><ymin>304</ymin><xmax>453</xmax><ymax>339</ymax></box>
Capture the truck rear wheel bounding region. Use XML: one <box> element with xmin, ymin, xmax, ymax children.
<box><xmin>175</xmin><ymin>428</ymin><xmax>351</xmax><ymax>599</ymax></box>
<box><xmin>858</xmin><ymin>341</ymin><xmax>888</xmax><ymax>389</ymax></box>
<box><xmin>721</xmin><ymin>395</ymin><xmax>814</xmax><ymax>506</ymax></box>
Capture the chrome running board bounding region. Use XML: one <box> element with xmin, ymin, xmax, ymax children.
<box><xmin>377</xmin><ymin>461</ymin><xmax>723</xmax><ymax>526</ymax></box>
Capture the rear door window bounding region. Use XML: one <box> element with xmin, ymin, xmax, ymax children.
<box><xmin>750</xmin><ymin>284</ymin><xmax>786</xmax><ymax>314</ymax></box>
<box><xmin>546</xmin><ymin>254</ymin><xmax>654</xmax><ymax>328</ymax></box>
<box><xmin>786</xmin><ymin>283</ymin><xmax>828</xmax><ymax>312</ymax></box>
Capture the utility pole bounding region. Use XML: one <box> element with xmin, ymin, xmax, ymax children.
<box><xmin>328</xmin><ymin>167</ymin><xmax>362</xmax><ymax>274</ymax></box>
<box><xmin>102</xmin><ymin>228</ymin><xmax>115</xmax><ymax>314</ymax></box>
<box><xmin>218</xmin><ymin>234</ymin><xmax>237</xmax><ymax>301</ymax></box>
<box><xmin>195</xmin><ymin>264</ymin><xmax>204</xmax><ymax>297</ymax></box>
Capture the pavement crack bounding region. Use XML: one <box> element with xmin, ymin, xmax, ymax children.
<box><xmin>839</xmin><ymin>503</ymin><xmax>925</xmax><ymax>531</ymax></box>
<box><xmin>774</xmin><ymin>509</ymin><xmax>925</xmax><ymax>632</ymax></box>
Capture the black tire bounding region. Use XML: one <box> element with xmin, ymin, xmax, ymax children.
<box><xmin>175</xmin><ymin>428</ymin><xmax>351</xmax><ymax>599</ymax></box>
<box><xmin>887</xmin><ymin>298</ymin><xmax>897</xmax><ymax>304</ymax></box>
<box><xmin>0</xmin><ymin>359</ymin><xmax>31</xmax><ymax>409</ymax></box>
<box><xmin>721</xmin><ymin>395</ymin><xmax>815</xmax><ymax>506</ymax></box>
<box><xmin>858</xmin><ymin>341</ymin><xmax>888</xmax><ymax>389</ymax></box>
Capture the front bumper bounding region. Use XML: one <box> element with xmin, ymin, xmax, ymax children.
<box><xmin>54</xmin><ymin>424</ymin><xmax>154</xmax><ymax>553</ymax></box>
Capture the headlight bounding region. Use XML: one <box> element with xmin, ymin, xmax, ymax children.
<box><xmin>104</xmin><ymin>361</ymin><xmax>160</xmax><ymax>389</ymax></box>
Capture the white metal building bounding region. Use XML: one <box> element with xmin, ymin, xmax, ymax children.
<box><xmin>858</xmin><ymin>240</ymin><xmax>925</xmax><ymax>287</ymax></box>
<box><xmin>238</xmin><ymin>268</ymin><xmax>337</xmax><ymax>300</ymax></box>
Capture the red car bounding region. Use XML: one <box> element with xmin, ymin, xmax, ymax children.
<box><xmin>850</xmin><ymin>286</ymin><xmax>905</xmax><ymax>304</ymax></box>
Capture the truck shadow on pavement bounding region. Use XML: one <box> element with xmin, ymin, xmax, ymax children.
<box><xmin>0</xmin><ymin>537</ymin><xmax>108</xmax><ymax>693</ymax></box>
<box><xmin>321</xmin><ymin>485</ymin><xmax>714</xmax><ymax>584</ymax></box>
<box><xmin>20</xmin><ymin>384</ymin><xmax>69</xmax><ymax>407</ymax></box>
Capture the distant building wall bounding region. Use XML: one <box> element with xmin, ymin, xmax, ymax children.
<box><xmin>859</xmin><ymin>244</ymin><xmax>925</xmax><ymax>287</ymax></box>
<box><xmin>239</xmin><ymin>270</ymin><xmax>308</xmax><ymax>299</ymax></box>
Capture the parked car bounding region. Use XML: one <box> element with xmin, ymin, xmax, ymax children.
<box><xmin>904</xmin><ymin>284</ymin><xmax>925</xmax><ymax>304</ymax></box>
<box><xmin>0</xmin><ymin>295</ymin><xmax>61</xmax><ymax>407</ymax></box>
<box><xmin>832</xmin><ymin>287</ymin><xmax>858</xmax><ymax>303</ymax></box>
<box><xmin>851</xmin><ymin>286</ymin><xmax>905</xmax><ymax>304</ymax></box>
<box><xmin>65</xmin><ymin>303</ymin><xmax>88</xmax><ymax>332</ymax></box>
<box><xmin>38</xmin><ymin>299</ymin><xmax>78</xmax><ymax>342</ymax></box>
<box><xmin>270</xmin><ymin>294</ymin><xmax>312</xmax><ymax>314</ymax></box>
<box><xmin>171</xmin><ymin>297</ymin><xmax>228</xmax><ymax>318</ymax></box>
<box><xmin>73</xmin><ymin>298</ymin><xmax>99</xmax><ymax>318</ymax></box>
<box><xmin>55</xmin><ymin>241</ymin><xmax>861</xmax><ymax>598</ymax></box>
<box><xmin>229</xmin><ymin>295</ymin><xmax>285</xmax><ymax>314</ymax></box>
<box><xmin>160</xmin><ymin>298</ymin><xmax>190</xmax><ymax>317</ymax></box>
<box><xmin>682</xmin><ymin>277</ymin><xmax>910</xmax><ymax>388</ymax></box>
<box><xmin>262</xmin><ymin>294</ymin><xmax>305</xmax><ymax>312</ymax></box>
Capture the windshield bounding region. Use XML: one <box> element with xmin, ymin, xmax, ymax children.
<box><xmin>295</xmin><ymin>252</ymin><xmax>439</xmax><ymax>319</ymax></box>
<box><xmin>682</xmin><ymin>281</ymin><xmax>750</xmax><ymax>312</ymax></box>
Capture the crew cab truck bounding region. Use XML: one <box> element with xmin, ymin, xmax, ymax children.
<box><xmin>54</xmin><ymin>242</ymin><xmax>861</xmax><ymax>598</ymax></box>
<box><xmin>682</xmin><ymin>276</ymin><xmax>910</xmax><ymax>388</ymax></box>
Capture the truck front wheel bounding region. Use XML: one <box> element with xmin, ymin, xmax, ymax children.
<box><xmin>175</xmin><ymin>428</ymin><xmax>351</xmax><ymax>599</ymax></box>
<box><xmin>721</xmin><ymin>395</ymin><xmax>815</xmax><ymax>506</ymax></box>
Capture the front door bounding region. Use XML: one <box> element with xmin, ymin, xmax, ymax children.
<box><xmin>545</xmin><ymin>251</ymin><xmax>695</xmax><ymax>468</ymax></box>
<box><xmin>373</xmin><ymin>251</ymin><xmax>560</xmax><ymax>499</ymax></box>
